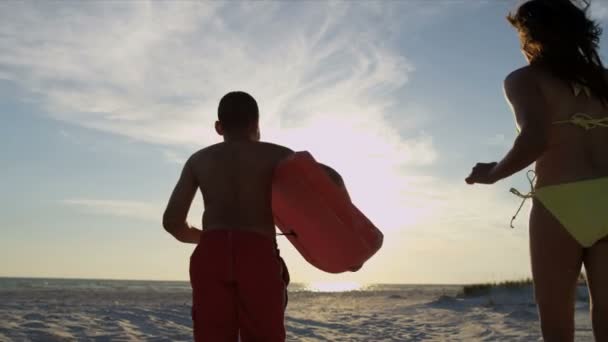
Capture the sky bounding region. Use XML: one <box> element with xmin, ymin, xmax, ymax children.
<box><xmin>1</xmin><ymin>0</ymin><xmax>608</xmax><ymax>285</ymax></box>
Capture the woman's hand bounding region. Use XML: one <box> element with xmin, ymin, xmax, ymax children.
<box><xmin>465</xmin><ymin>162</ymin><xmax>498</xmax><ymax>185</ymax></box>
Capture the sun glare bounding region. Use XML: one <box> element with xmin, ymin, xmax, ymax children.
<box><xmin>267</xmin><ymin>119</ymin><xmax>439</xmax><ymax>231</ymax></box>
<box><xmin>307</xmin><ymin>281</ymin><xmax>364</xmax><ymax>293</ymax></box>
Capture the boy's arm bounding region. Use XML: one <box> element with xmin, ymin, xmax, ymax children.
<box><xmin>319</xmin><ymin>163</ymin><xmax>351</xmax><ymax>201</ymax></box>
<box><xmin>162</xmin><ymin>157</ymin><xmax>202</xmax><ymax>244</ymax></box>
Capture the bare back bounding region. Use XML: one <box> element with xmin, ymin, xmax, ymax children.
<box><xmin>534</xmin><ymin>69</ymin><xmax>608</xmax><ymax>187</ymax></box>
<box><xmin>165</xmin><ymin>141</ymin><xmax>293</xmax><ymax>240</ymax></box>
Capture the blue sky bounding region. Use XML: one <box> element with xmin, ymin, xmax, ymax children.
<box><xmin>1</xmin><ymin>1</ymin><xmax>608</xmax><ymax>284</ymax></box>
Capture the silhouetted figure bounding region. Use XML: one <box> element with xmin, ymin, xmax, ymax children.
<box><xmin>163</xmin><ymin>91</ymin><xmax>346</xmax><ymax>341</ymax></box>
<box><xmin>466</xmin><ymin>1</ymin><xmax>608</xmax><ymax>341</ymax></box>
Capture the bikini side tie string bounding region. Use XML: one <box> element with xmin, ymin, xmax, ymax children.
<box><xmin>509</xmin><ymin>170</ymin><xmax>537</xmax><ymax>229</ymax></box>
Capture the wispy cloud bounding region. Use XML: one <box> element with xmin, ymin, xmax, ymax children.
<box><xmin>0</xmin><ymin>2</ymin><xmax>426</xmax><ymax>146</ymax></box>
<box><xmin>62</xmin><ymin>197</ymin><xmax>205</xmax><ymax>224</ymax></box>
<box><xmin>590</xmin><ymin>1</ymin><xmax>608</xmax><ymax>21</ymax></box>
<box><xmin>62</xmin><ymin>199</ymin><xmax>162</xmax><ymax>223</ymax></box>
<box><xmin>485</xmin><ymin>133</ymin><xmax>511</xmax><ymax>148</ymax></box>
<box><xmin>161</xmin><ymin>149</ymin><xmax>189</xmax><ymax>165</ymax></box>
<box><xmin>0</xmin><ymin>1</ymin><xmax>455</xmax><ymax>226</ymax></box>
<box><xmin>2</xmin><ymin>1</ymin><xmax>505</xmax><ymax>235</ymax></box>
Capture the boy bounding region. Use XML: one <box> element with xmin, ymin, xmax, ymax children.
<box><xmin>163</xmin><ymin>91</ymin><xmax>345</xmax><ymax>341</ymax></box>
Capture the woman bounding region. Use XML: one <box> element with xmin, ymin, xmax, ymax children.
<box><xmin>466</xmin><ymin>0</ymin><xmax>608</xmax><ymax>340</ymax></box>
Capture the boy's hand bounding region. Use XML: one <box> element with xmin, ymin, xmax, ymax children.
<box><xmin>465</xmin><ymin>162</ymin><xmax>498</xmax><ymax>185</ymax></box>
<box><xmin>319</xmin><ymin>163</ymin><xmax>351</xmax><ymax>200</ymax></box>
<box><xmin>320</xmin><ymin>164</ymin><xmax>344</xmax><ymax>186</ymax></box>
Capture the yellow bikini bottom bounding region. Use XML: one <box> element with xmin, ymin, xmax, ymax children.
<box><xmin>511</xmin><ymin>173</ymin><xmax>608</xmax><ymax>247</ymax></box>
<box><xmin>508</xmin><ymin>111</ymin><xmax>608</xmax><ymax>247</ymax></box>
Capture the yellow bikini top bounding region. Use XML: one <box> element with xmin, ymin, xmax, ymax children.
<box><xmin>553</xmin><ymin>113</ymin><xmax>608</xmax><ymax>130</ymax></box>
<box><xmin>552</xmin><ymin>83</ymin><xmax>608</xmax><ymax>130</ymax></box>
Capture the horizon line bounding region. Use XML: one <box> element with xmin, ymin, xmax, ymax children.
<box><xmin>0</xmin><ymin>275</ymin><xmax>528</xmax><ymax>286</ymax></box>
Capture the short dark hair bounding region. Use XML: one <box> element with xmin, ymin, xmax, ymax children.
<box><xmin>217</xmin><ymin>91</ymin><xmax>259</xmax><ymax>132</ymax></box>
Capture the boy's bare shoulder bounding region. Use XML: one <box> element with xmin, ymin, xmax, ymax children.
<box><xmin>187</xmin><ymin>142</ymin><xmax>292</xmax><ymax>164</ymax></box>
<box><xmin>257</xmin><ymin>142</ymin><xmax>294</xmax><ymax>162</ymax></box>
<box><xmin>257</xmin><ymin>141</ymin><xmax>294</xmax><ymax>159</ymax></box>
<box><xmin>187</xmin><ymin>143</ymin><xmax>223</xmax><ymax>163</ymax></box>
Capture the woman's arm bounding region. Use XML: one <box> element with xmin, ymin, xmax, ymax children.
<box><xmin>466</xmin><ymin>68</ymin><xmax>550</xmax><ymax>184</ymax></box>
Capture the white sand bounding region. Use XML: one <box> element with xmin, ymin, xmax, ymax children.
<box><xmin>0</xmin><ymin>283</ymin><xmax>593</xmax><ymax>341</ymax></box>
<box><xmin>285</xmin><ymin>286</ymin><xmax>592</xmax><ymax>341</ymax></box>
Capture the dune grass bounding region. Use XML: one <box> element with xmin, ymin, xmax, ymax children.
<box><xmin>462</xmin><ymin>273</ymin><xmax>588</xmax><ymax>297</ymax></box>
<box><xmin>461</xmin><ymin>279</ymin><xmax>533</xmax><ymax>297</ymax></box>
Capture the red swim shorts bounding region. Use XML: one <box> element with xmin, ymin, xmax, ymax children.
<box><xmin>190</xmin><ymin>230</ymin><xmax>289</xmax><ymax>342</ymax></box>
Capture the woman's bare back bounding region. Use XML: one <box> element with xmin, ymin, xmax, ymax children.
<box><xmin>534</xmin><ymin>69</ymin><xmax>608</xmax><ymax>187</ymax></box>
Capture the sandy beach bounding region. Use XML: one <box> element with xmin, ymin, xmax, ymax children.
<box><xmin>0</xmin><ymin>279</ymin><xmax>593</xmax><ymax>341</ymax></box>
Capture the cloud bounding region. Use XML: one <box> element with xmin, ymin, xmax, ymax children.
<box><xmin>161</xmin><ymin>149</ymin><xmax>189</xmax><ymax>165</ymax></box>
<box><xmin>62</xmin><ymin>196</ymin><xmax>205</xmax><ymax>224</ymax></box>
<box><xmin>0</xmin><ymin>2</ymin><xmax>426</xmax><ymax>146</ymax></box>
<box><xmin>485</xmin><ymin>133</ymin><xmax>511</xmax><ymax>148</ymax></box>
<box><xmin>0</xmin><ymin>1</ymin><xmax>457</xmax><ymax>229</ymax></box>
<box><xmin>4</xmin><ymin>2</ymin><xmax>508</xmax><ymax>237</ymax></box>
<box><xmin>62</xmin><ymin>199</ymin><xmax>162</xmax><ymax>223</ymax></box>
<box><xmin>589</xmin><ymin>1</ymin><xmax>608</xmax><ymax>21</ymax></box>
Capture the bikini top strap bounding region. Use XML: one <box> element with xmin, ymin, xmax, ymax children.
<box><xmin>572</xmin><ymin>83</ymin><xmax>592</xmax><ymax>98</ymax></box>
<box><xmin>553</xmin><ymin>113</ymin><xmax>608</xmax><ymax>130</ymax></box>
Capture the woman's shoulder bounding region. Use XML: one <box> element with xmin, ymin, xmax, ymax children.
<box><xmin>504</xmin><ymin>65</ymin><xmax>543</xmax><ymax>86</ymax></box>
<box><xmin>503</xmin><ymin>66</ymin><xmax>545</xmax><ymax>100</ymax></box>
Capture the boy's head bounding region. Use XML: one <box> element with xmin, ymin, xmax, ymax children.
<box><xmin>215</xmin><ymin>91</ymin><xmax>260</xmax><ymax>141</ymax></box>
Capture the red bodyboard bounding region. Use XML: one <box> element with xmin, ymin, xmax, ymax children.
<box><xmin>272</xmin><ymin>151</ymin><xmax>383</xmax><ymax>273</ymax></box>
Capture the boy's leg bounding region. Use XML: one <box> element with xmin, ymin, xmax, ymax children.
<box><xmin>279</xmin><ymin>255</ymin><xmax>290</xmax><ymax>308</ymax></box>
<box><xmin>190</xmin><ymin>232</ymin><xmax>239</xmax><ymax>342</ymax></box>
<box><xmin>233</xmin><ymin>233</ymin><xmax>287</xmax><ymax>342</ymax></box>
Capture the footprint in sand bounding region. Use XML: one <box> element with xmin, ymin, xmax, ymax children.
<box><xmin>21</xmin><ymin>321</ymin><xmax>48</xmax><ymax>329</ymax></box>
<box><xmin>24</xmin><ymin>330</ymin><xmax>71</xmax><ymax>342</ymax></box>
<box><xmin>505</xmin><ymin>309</ymin><xmax>538</xmax><ymax>320</ymax></box>
<box><xmin>22</xmin><ymin>313</ymin><xmax>46</xmax><ymax>321</ymax></box>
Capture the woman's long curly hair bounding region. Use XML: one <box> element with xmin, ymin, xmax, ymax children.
<box><xmin>508</xmin><ymin>0</ymin><xmax>608</xmax><ymax>103</ymax></box>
